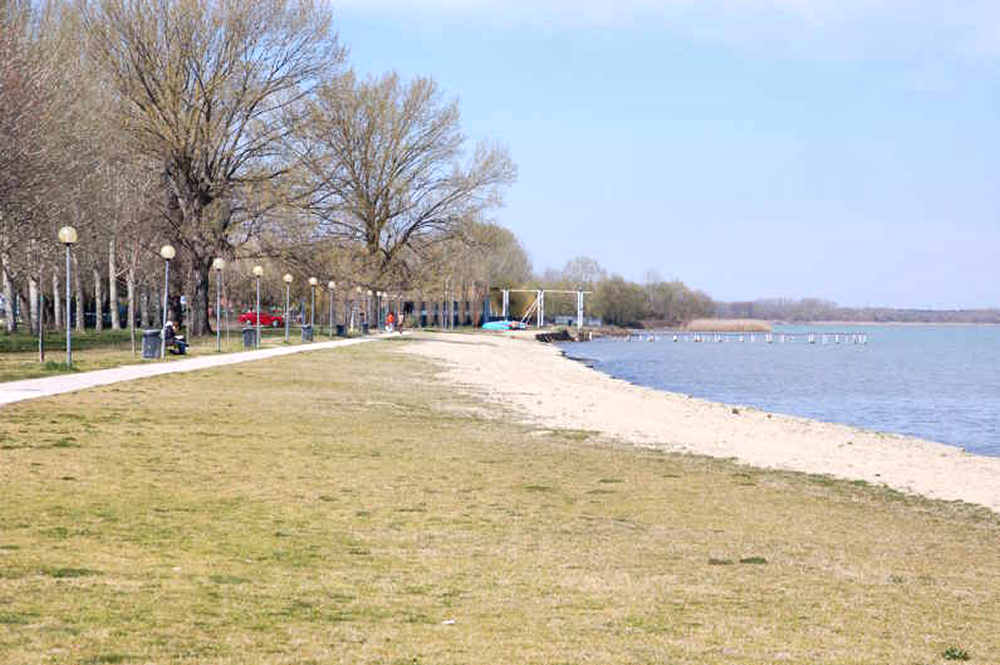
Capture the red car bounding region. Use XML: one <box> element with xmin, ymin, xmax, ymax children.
<box><xmin>238</xmin><ymin>310</ymin><xmax>285</xmax><ymax>327</ymax></box>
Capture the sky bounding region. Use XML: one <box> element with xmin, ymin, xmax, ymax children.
<box><xmin>331</xmin><ymin>1</ymin><xmax>1000</xmax><ymax>309</ymax></box>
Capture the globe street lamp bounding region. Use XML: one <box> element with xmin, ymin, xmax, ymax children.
<box><xmin>159</xmin><ymin>244</ymin><xmax>176</xmax><ymax>358</ymax></box>
<box><xmin>213</xmin><ymin>257</ymin><xmax>226</xmax><ymax>352</ymax></box>
<box><xmin>282</xmin><ymin>273</ymin><xmax>293</xmax><ymax>343</ymax></box>
<box><xmin>308</xmin><ymin>277</ymin><xmax>318</xmax><ymax>333</ymax></box>
<box><xmin>57</xmin><ymin>226</ymin><xmax>78</xmax><ymax>367</ymax></box>
<box><xmin>252</xmin><ymin>265</ymin><xmax>264</xmax><ymax>348</ymax></box>
<box><xmin>327</xmin><ymin>280</ymin><xmax>336</xmax><ymax>337</ymax></box>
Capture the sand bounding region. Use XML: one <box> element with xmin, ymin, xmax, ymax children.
<box><xmin>401</xmin><ymin>331</ymin><xmax>1000</xmax><ymax>514</ymax></box>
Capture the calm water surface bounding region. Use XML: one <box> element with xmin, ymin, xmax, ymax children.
<box><xmin>559</xmin><ymin>325</ymin><xmax>1000</xmax><ymax>456</ymax></box>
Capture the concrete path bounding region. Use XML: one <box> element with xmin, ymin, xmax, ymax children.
<box><xmin>0</xmin><ymin>337</ymin><xmax>376</xmax><ymax>408</ymax></box>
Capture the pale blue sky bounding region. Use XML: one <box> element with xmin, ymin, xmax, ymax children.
<box><xmin>332</xmin><ymin>1</ymin><xmax>1000</xmax><ymax>308</ymax></box>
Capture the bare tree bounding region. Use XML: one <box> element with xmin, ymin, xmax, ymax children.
<box><xmin>1</xmin><ymin>3</ymin><xmax>54</xmax><ymax>330</ymax></box>
<box><xmin>84</xmin><ymin>0</ymin><xmax>343</xmax><ymax>335</ymax></box>
<box><xmin>0</xmin><ymin>2</ymin><xmax>52</xmax><ymax>230</ymax></box>
<box><xmin>295</xmin><ymin>72</ymin><xmax>517</xmax><ymax>289</ymax></box>
<box><xmin>1</xmin><ymin>0</ymin><xmax>96</xmax><ymax>334</ymax></box>
<box><xmin>561</xmin><ymin>256</ymin><xmax>607</xmax><ymax>290</ymax></box>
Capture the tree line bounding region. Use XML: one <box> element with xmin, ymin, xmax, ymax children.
<box><xmin>16</xmin><ymin>0</ymin><xmax>974</xmax><ymax>338</ymax></box>
<box><xmin>718</xmin><ymin>298</ymin><xmax>1000</xmax><ymax>324</ymax></box>
<box><xmin>525</xmin><ymin>257</ymin><xmax>715</xmax><ymax>327</ymax></box>
<box><xmin>0</xmin><ymin>0</ymin><xmax>519</xmax><ymax>339</ymax></box>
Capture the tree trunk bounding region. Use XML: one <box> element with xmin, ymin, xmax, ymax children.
<box><xmin>152</xmin><ymin>284</ymin><xmax>162</xmax><ymax>328</ymax></box>
<box><xmin>28</xmin><ymin>275</ymin><xmax>39</xmax><ymax>335</ymax></box>
<box><xmin>38</xmin><ymin>277</ymin><xmax>44</xmax><ymax>362</ymax></box>
<box><xmin>143</xmin><ymin>286</ymin><xmax>152</xmax><ymax>327</ymax></box>
<box><xmin>194</xmin><ymin>261</ymin><xmax>212</xmax><ymax>336</ymax></box>
<box><xmin>17</xmin><ymin>289</ymin><xmax>27</xmax><ymax>334</ymax></box>
<box><xmin>52</xmin><ymin>269</ymin><xmax>62</xmax><ymax>329</ymax></box>
<box><xmin>73</xmin><ymin>254</ymin><xmax>84</xmax><ymax>332</ymax></box>
<box><xmin>93</xmin><ymin>265</ymin><xmax>104</xmax><ymax>331</ymax></box>
<box><xmin>2</xmin><ymin>260</ymin><xmax>15</xmax><ymax>333</ymax></box>
<box><xmin>109</xmin><ymin>237</ymin><xmax>120</xmax><ymax>329</ymax></box>
<box><xmin>127</xmin><ymin>267</ymin><xmax>136</xmax><ymax>355</ymax></box>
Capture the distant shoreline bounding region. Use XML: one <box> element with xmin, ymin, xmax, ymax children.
<box><xmin>631</xmin><ymin>320</ymin><xmax>1000</xmax><ymax>332</ymax></box>
<box><xmin>794</xmin><ymin>320</ymin><xmax>1000</xmax><ymax>326</ymax></box>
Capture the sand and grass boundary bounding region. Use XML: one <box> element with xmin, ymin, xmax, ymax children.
<box><xmin>1</xmin><ymin>337</ymin><xmax>998</xmax><ymax>663</ymax></box>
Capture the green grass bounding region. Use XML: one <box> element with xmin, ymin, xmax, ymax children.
<box><xmin>0</xmin><ymin>327</ymin><xmax>134</xmax><ymax>353</ymax></box>
<box><xmin>0</xmin><ymin>325</ymin><xmax>348</xmax><ymax>382</ymax></box>
<box><xmin>0</xmin><ymin>342</ymin><xmax>998</xmax><ymax>663</ymax></box>
<box><xmin>943</xmin><ymin>646</ymin><xmax>972</xmax><ymax>661</ymax></box>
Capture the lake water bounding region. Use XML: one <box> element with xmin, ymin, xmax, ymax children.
<box><xmin>559</xmin><ymin>325</ymin><xmax>1000</xmax><ymax>457</ymax></box>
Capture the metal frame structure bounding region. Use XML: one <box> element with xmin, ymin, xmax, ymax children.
<box><xmin>497</xmin><ymin>288</ymin><xmax>592</xmax><ymax>330</ymax></box>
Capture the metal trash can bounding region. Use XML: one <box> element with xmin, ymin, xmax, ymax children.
<box><xmin>141</xmin><ymin>329</ymin><xmax>161</xmax><ymax>358</ymax></box>
<box><xmin>301</xmin><ymin>325</ymin><xmax>314</xmax><ymax>342</ymax></box>
<box><xmin>242</xmin><ymin>327</ymin><xmax>256</xmax><ymax>349</ymax></box>
<box><xmin>336</xmin><ymin>324</ymin><xmax>345</xmax><ymax>337</ymax></box>
<box><xmin>361</xmin><ymin>323</ymin><xmax>369</xmax><ymax>335</ymax></box>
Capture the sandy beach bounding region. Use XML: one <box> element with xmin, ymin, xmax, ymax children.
<box><xmin>402</xmin><ymin>331</ymin><xmax>1000</xmax><ymax>514</ymax></box>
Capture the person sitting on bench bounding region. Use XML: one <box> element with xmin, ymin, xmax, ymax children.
<box><xmin>164</xmin><ymin>321</ymin><xmax>188</xmax><ymax>355</ymax></box>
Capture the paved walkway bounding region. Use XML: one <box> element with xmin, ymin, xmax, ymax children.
<box><xmin>0</xmin><ymin>337</ymin><xmax>376</xmax><ymax>408</ymax></box>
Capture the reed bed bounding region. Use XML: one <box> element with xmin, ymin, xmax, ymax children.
<box><xmin>684</xmin><ymin>318</ymin><xmax>772</xmax><ymax>332</ymax></box>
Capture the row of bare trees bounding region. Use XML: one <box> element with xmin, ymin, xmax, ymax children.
<box><xmin>0</xmin><ymin>0</ymin><xmax>518</xmax><ymax>342</ymax></box>
<box><xmin>530</xmin><ymin>257</ymin><xmax>715</xmax><ymax>326</ymax></box>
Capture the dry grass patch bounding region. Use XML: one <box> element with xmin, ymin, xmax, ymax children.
<box><xmin>0</xmin><ymin>341</ymin><xmax>997</xmax><ymax>664</ymax></box>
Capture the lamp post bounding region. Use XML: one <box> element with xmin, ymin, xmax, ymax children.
<box><xmin>159</xmin><ymin>244</ymin><xmax>176</xmax><ymax>358</ymax></box>
<box><xmin>283</xmin><ymin>273</ymin><xmax>293</xmax><ymax>343</ymax></box>
<box><xmin>252</xmin><ymin>265</ymin><xmax>264</xmax><ymax>348</ymax></box>
<box><xmin>327</xmin><ymin>281</ymin><xmax>336</xmax><ymax>337</ymax></box>
<box><xmin>308</xmin><ymin>278</ymin><xmax>318</xmax><ymax>333</ymax></box>
<box><xmin>57</xmin><ymin>226</ymin><xmax>78</xmax><ymax>367</ymax></box>
<box><xmin>213</xmin><ymin>257</ymin><xmax>226</xmax><ymax>352</ymax></box>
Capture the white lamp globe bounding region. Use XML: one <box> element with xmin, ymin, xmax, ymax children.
<box><xmin>283</xmin><ymin>273</ymin><xmax>294</xmax><ymax>284</ymax></box>
<box><xmin>252</xmin><ymin>265</ymin><xmax>264</xmax><ymax>277</ymax></box>
<box><xmin>212</xmin><ymin>257</ymin><xmax>226</xmax><ymax>271</ymax></box>
<box><xmin>160</xmin><ymin>244</ymin><xmax>176</xmax><ymax>260</ymax></box>
<box><xmin>58</xmin><ymin>226</ymin><xmax>78</xmax><ymax>245</ymax></box>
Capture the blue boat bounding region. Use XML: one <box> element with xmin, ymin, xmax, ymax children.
<box><xmin>482</xmin><ymin>320</ymin><xmax>526</xmax><ymax>331</ymax></box>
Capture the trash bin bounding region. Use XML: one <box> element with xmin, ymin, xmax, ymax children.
<box><xmin>301</xmin><ymin>325</ymin><xmax>314</xmax><ymax>342</ymax></box>
<box><xmin>141</xmin><ymin>329</ymin><xmax>161</xmax><ymax>358</ymax></box>
<box><xmin>242</xmin><ymin>327</ymin><xmax>256</xmax><ymax>349</ymax></box>
<box><xmin>336</xmin><ymin>324</ymin><xmax>345</xmax><ymax>337</ymax></box>
<box><xmin>361</xmin><ymin>323</ymin><xmax>369</xmax><ymax>335</ymax></box>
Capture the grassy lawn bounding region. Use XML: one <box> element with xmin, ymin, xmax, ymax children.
<box><xmin>0</xmin><ymin>327</ymin><xmax>345</xmax><ymax>383</ymax></box>
<box><xmin>1</xmin><ymin>340</ymin><xmax>998</xmax><ymax>664</ymax></box>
